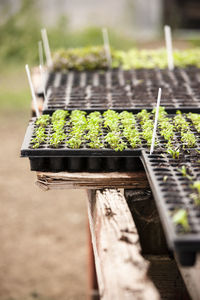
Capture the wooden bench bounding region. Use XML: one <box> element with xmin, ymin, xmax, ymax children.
<box><xmin>35</xmin><ymin>170</ymin><xmax>195</xmax><ymax>299</ymax></box>
<box><xmin>31</xmin><ymin>67</ymin><xmax>199</xmax><ymax>299</ymax></box>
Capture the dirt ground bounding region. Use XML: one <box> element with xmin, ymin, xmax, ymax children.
<box><xmin>0</xmin><ymin>112</ymin><xmax>87</xmax><ymax>300</ymax></box>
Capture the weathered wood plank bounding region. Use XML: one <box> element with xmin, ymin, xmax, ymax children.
<box><xmin>36</xmin><ymin>171</ymin><xmax>149</xmax><ymax>190</ymax></box>
<box><xmin>87</xmin><ymin>189</ymin><xmax>160</xmax><ymax>300</ymax></box>
<box><xmin>176</xmin><ymin>254</ymin><xmax>200</xmax><ymax>300</ymax></box>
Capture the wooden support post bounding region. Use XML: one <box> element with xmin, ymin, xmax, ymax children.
<box><xmin>87</xmin><ymin>189</ymin><xmax>160</xmax><ymax>300</ymax></box>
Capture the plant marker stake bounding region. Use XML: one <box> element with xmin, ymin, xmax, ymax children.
<box><xmin>102</xmin><ymin>27</ymin><xmax>112</xmax><ymax>68</ymax></box>
<box><xmin>41</xmin><ymin>28</ymin><xmax>53</xmax><ymax>68</ymax></box>
<box><xmin>39</xmin><ymin>64</ymin><xmax>47</xmax><ymax>101</ymax></box>
<box><xmin>150</xmin><ymin>88</ymin><xmax>162</xmax><ymax>155</ymax></box>
<box><xmin>25</xmin><ymin>64</ymin><xmax>40</xmax><ymax>117</ymax></box>
<box><xmin>164</xmin><ymin>25</ymin><xmax>174</xmax><ymax>71</ymax></box>
<box><xmin>38</xmin><ymin>41</ymin><xmax>44</xmax><ymax>66</ymax></box>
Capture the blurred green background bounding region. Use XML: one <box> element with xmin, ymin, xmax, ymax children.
<box><xmin>1</xmin><ymin>0</ymin><xmax>200</xmax><ymax>114</ymax></box>
<box><xmin>0</xmin><ymin>0</ymin><xmax>136</xmax><ymax>114</ymax></box>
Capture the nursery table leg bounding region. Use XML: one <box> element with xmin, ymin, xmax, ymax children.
<box><xmin>35</xmin><ymin>171</ymin><xmax>194</xmax><ymax>299</ymax></box>
<box><xmin>87</xmin><ymin>189</ymin><xmax>159</xmax><ymax>300</ymax></box>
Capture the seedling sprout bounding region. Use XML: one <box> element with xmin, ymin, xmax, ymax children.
<box><xmin>172</xmin><ymin>209</ymin><xmax>190</xmax><ymax>231</ymax></box>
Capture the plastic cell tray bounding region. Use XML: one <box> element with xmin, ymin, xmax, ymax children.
<box><xmin>21</xmin><ymin>117</ymin><xmax>144</xmax><ymax>172</ymax></box>
<box><xmin>42</xmin><ymin>67</ymin><xmax>200</xmax><ymax>114</ymax></box>
<box><xmin>142</xmin><ymin>150</ymin><xmax>200</xmax><ymax>266</ymax></box>
<box><xmin>21</xmin><ymin>111</ymin><xmax>200</xmax><ymax>265</ymax></box>
<box><xmin>21</xmin><ymin>112</ymin><xmax>200</xmax><ymax>172</ymax></box>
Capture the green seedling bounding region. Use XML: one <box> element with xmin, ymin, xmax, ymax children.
<box><xmin>172</xmin><ymin>209</ymin><xmax>190</xmax><ymax>231</ymax></box>
<box><xmin>192</xmin><ymin>181</ymin><xmax>200</xmax><ymax>195</ymax></box>
<box><xmin>181</xmin><ymin>131</ymin><xmax>196</xmax><ymax>148</ymax></box>
<box><xmin>35</xmin><ymin>115</ymin><xmax>50</xmax><ymax>127</ymax></box>
<box><xmin>105</xmin><ymin>132</ymin><xmax>127</xmax><ymax>151</ymax></box>
<box><xmin>53</xmin><ymin>47</ymin><xmax>200</xmax><ymax>71</ymax></box>
<box><xmin>86</xmin><ymin>111</ymin><xmax>103</xmax><ymax>149</ymax></box>
<box><xmin>163</xmin><ymin>175</ymin><xmax>168</xmax><ymax>182</ymax></box>
<box><xmin>166</xmin><ymin>146</ymin><xmax>180</xmax><ymax>159</ymax></box>
<box><xmin>137</xmin><ymin>110</ymin><xmax>154</xmax><ymax>147</ymax></box>
<box><xmin>31</xmin><ymin>127</ymin><xmax>46</xmax><ymax>148</ymax></box>
<box><xmin>66</xmin><ymin>136</ymin><xmax>83</xmax><ymax>149</ymax></box>
<box><xmin>187</xmin><ymin>113</ymin><xmax>200</xmax><ymax>133</ymax></box>
<box><xmin>178</xmin><ymin>166</ymin><xmax>194</xmax><ymax>181</ymax></box>
<box><xmin>52</xmin><ymin>109</ymin><xmax>69</xmax><ymax>122</ymax></box>
<box><xmin>30</xmin><ymin>108</ymin><xmax>199</xmax><ymax>154</ymax></box>
<box><xmin>191</xmin><ymin>181</ymin><xmax>200</xmax><ymax>205</ymax></box>
<box><xmin>49</xmin><ymin>132</ymin><xmax>66</xmax><ymax>148</ymax></box>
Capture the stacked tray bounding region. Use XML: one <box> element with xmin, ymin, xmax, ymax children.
<box><xmin>43</xmin><ymin>67</ymin><xmax>200</xmax><ymax>114</ymax></box>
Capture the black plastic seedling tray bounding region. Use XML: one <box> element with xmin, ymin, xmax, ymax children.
<box><xmin>21</xmin><ymin>117</ymin><xmax>144</xmax><ymax>172</ymax></box>
<box><xmin>142</xmin><ymin>150</ymin><xmax>200</xmax><ymax>266</ymax></box>
<box><xmin>21</xmin><ymin>111</ymin><xmax>200</xmax><ymax>172</ymax></box>
<box><xmin>43</xmin><ymin>67</ymin><xmax>200</xmax><ymax>114</ymax></box>
<box><xmin>21</xmin><ymin>111</ymin><xmax>200</xmax><ymax>265</ymax></box>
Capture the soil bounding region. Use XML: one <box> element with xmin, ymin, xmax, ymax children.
<box><xmin>0</xmin><ymin>112</ymin><xmax>87</xmax><ymax>300</ymax></box>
